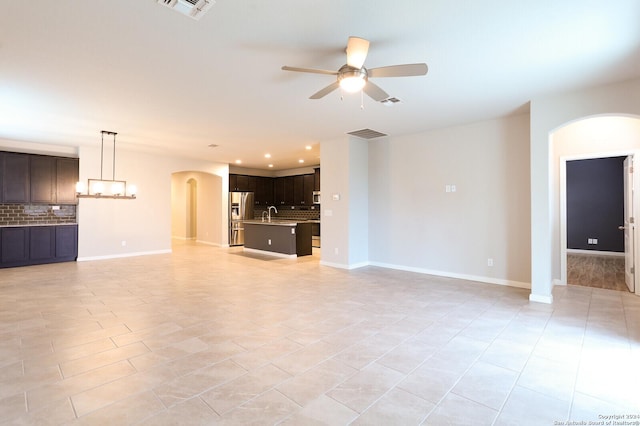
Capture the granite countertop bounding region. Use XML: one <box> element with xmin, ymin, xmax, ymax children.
<box><xmin>244</xmin><ymin>220</ymin><xmax>298</xmax><ymax>227</ymax></box>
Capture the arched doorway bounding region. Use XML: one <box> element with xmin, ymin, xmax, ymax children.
<box><xmin>186</xmin><ymin>178</ymin><xmax>197</xmax><ymax>240</ymax></box>
<box><xmin>551</xmin><ymin>115</ymin><xmax>640</xmax><ymax>295</ymax></box>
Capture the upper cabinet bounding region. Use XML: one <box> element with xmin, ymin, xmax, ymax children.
<box><xmin>30</xmin><ymin>156</ymin><xmax>56</xmax><ymax>203</ymax></box>
<box><xmin>229</xmin><ymin>174</ymin><xmax>256</xmax><ymax>192</ymax></box>
<box><xmin>254</xmin><ymin>177</ymin><xmax>274</xmax><ymax>205</ymax></box>
<box><xmin>231</xmin><ymin>170</ymin><xmax>319</xmax><ymax>207</ymax></box>
<box><xmin>56</xmin><ymin>158</ymin><xmax>79</xmax><ymax>204</ymax></box>
<box><xmin>2</xmin><ymin>152</ymin><xmax>30</xmax><ymax>203</ymax></box>
<box><xmin>0</xmin><ymin>152</ymin><xmax>78</xmax><ymax>204</ymax></box>
<box><xmin>314</xmin><ymin>168</ymin><xmax>320</xmax><ymax>192</ymax></box>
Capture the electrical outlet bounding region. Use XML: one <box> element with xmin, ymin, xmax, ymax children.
<box><xmin>334</xmin><ymin>248</ymin><xmax>339</xmax><ymax>255</ymax></box>
<box><xmin>487</xmin><ymin>258</ymin><xmax>494</xmax><ymax>267</ymax></box>
<box><xmin>268</xmin><ymin>239</ymin><xmax>272</xmax><ymax>245</ymax></box>
<box><xmin>121</xmin><ymin>240</ymin><xmax>127</xmax><ymax>247</ymax></box>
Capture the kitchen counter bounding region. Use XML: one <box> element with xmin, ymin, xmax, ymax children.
<box><xmin>0</xmin><ymin>223</ymin><xmax>78</xmax><ymax>227</ymax></box>
<box><xmin>244</xmin><ymin>221</ymin><xmax>312</xmax><ymax>257</ymax></box>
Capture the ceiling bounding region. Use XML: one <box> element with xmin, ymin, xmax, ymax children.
<box><xmin>1</xmin><ymin>1</ymin><xmax>639</xmax><ymax>170</ymax></box>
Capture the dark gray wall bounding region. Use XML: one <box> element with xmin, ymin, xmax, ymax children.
<box><xmin>566</xmin><ymin>156</ymin><xmax>625</xmax><ymax>252</ymax></box>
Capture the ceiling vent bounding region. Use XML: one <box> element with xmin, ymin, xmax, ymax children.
<box><xmin>347</xmin><ymin>128</ymin><xmax>388</xmax><ymax>140</ymax></box>
<box><xmin>380</xmin><ymin>97</ymin><xmax>401</xmax><ymax>106</ymax></box>
<box><xmin>157</xmin><ymin>0</ymin><xmax>215</xmax><ymax>20</ymax></box>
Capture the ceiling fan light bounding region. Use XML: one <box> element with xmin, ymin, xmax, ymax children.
<box><xmin>340</xmin><ymin>76</ymin><xmax>366</xmax><ymax>93</ymax></box>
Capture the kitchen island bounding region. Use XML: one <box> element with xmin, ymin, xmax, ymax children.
<box><xmin>243</xmin><ymin>220</ymin><xmax>312</xmax><ymax>257</ymax></box>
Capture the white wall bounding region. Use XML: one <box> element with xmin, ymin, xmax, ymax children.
<box><xmin>171</xmin><ymin>171</ymin><xmax>223</xmax><ymax>245</ymax></box>
<box><xmin>320</xmin><ymin>136</ymin><xmax>369</xmax><ymax>268</ymax></box>
<box><xmin>368</xmin><ymin>114</ymin><xmax>531</xmax><ymax>288</ymax></box>
<box><xmin>530</xmin><ymin>78</ymin><xmax>640</xmax><ymax>302</ymax></box>
<box><xmin>77</xmin><ymin>146</ymin><xmax>228</xmax><ymax>260</ymax></box>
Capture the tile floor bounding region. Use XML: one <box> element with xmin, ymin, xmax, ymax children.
<box><xmin>1</xmin><ymin>242</ymin><xmax>639</xmax><ymax>425</ymax></box>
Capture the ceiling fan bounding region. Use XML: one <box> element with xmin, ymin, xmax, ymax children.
<box><xmin>282</xmin><ymin>36</ymin><xmax>428</xmax><ymax>101</ymax></box>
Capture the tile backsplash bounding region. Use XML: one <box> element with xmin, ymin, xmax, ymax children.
<box><xmin>0</xmin><ymin>204</ymin><xmax>77</xmax><ymax>226</ymax></box>
<box><xmin>253</xmin><ymin>207</ymin><xmax>320</xmax><ymax>221</ymax></box>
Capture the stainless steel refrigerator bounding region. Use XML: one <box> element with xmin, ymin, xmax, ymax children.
<box><xmin>229</xmin><ymin>192</ymin><xmax>254</xmax><ymax>246</ymax></box>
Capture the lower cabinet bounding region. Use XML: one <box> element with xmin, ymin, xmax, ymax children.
<box><xmin>0</xmin><ymin>225</ymin><xmax>78</xmax><ymax>268</ymax></box>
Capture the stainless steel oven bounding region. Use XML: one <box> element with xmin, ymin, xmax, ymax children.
<box><xmin>313</xmin><ymin>191</ymin><xmax>321</xmax><ymax>204</ymax></box>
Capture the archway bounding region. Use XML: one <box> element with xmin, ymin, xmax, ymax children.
<box><xmin>186</xmin><ymin>178</ymin><xmax>197</xmax><ymax>240</ymax></box>
<box><xmin>550</xmin><ymin>115</ymin><xmax>640</xmax><ymax>294</ymax></box>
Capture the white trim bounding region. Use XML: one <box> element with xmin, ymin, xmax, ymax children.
<box><xmin>553</xmin><ymin>278</ymin><xmax>565</xmax><ymax>286</ymax></box>
<box><xmin>319</xmin><ymin>260</ymin><xmax>370</xmax><ymax>270</ymax></box>
<box><xmin>529</xmin><ymin>293</ymin><xmax>553</xmax><ymax>304</ymax></box>
<box><xmin>566</xmin><ymin>249</ymin><xmax>625</xmax><ymax>257</ymax></box>
<box><xmin>78</xmin><ymin>249</ymin><xmax>172</xmax><ymax>262</ymax></box>
<box><xmin>243</xmin><ymin>247</ymin><xmax>296</xmax><ymax>259</ymax></box>
<box><xmin>368</xmin><ymin>261</ymin><xmax>531</xmax><ymax>289</ymax></box>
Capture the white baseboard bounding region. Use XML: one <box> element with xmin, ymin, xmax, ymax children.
<box><xmin>368</xmin><ymin>261</ymin><xmax>531</xmax><ymax>290</ymax></box>
<box><xmin>78</xmin><ymin>249</ymin><xmax>172</xmax><ymax>262</ymax></box>
<box><xmin>319</xmin><ymin>260</ymin><xmax>370</xmax><ymax>270</ymax></box>
<box><xmin>553</xmin><ymin>278</ymin><xmax>566</xmax><ymax>286</ymax></box>
<box><xmin>567</xmin><ymin>249</ymin><xmax>624</xmax><ymax>257</ymax></box>
<box><xmin>529</xmin><ymin>293</ymin><xmax>553</xmax><ymax>304</ymax></box>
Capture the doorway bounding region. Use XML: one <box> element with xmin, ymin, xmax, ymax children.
<box><xmin>553</xmin><ymin>115</ymin><xmax>640</xmax><ymax>296</ymax></box>
<box><xmin>560</xmin><ymin>152</ymin><xmax>638</xmax><ymax>294</ymax></box>
<box><xmin>563</xmin><ymin>155</ymin><xmax>628</xmax><ymax>291</ymax></box>
<box><xmin>186</xmin><ymin>178</ymin><xmax>197</xmax><ymax>240</ymax></box>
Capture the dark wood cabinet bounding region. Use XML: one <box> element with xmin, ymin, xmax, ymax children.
<box><xmin>314</xmin><ymin>168</ymin><xmax>320</xmax><ymax>191</ymax></box>
<box><xmin>2</xmin><ymin>153</ymin><xmax>30</xmax><ymax>203</ymax></box>
<box><xmin>0</xmin><ymin>225</ymin><xmax>78</xmax><ymax>268</ymax></box>
<box><xmin>55</xmin><ymin>225</ymin><xmax>78</xmax><ymax>261</ymax></box>
<box><xmin>29</xmin><ymin>226</ymin><xmax>56</xmax><ymax>260</ymax></box>
<box><xmin>293</xmin><ymin>175</ymin><xmax>304</xmax><ymax>205</ymax></box>
<box><xmin>255</xmin><ymin>177</ymin><xmax>274</xmax><ymax>205</ymax></box>
<box><xmin>229</xmin><ymin>174</ymin><xmax>257</xmax><ymax>192</ymax></box>
<box><xmin>56</xmin><ymin>158</ymin><xmax>79</xmax><ymax>204</ymax></box>
<box><xmin>274</xmin><ymin>177</ymin><xmax>285</xmax><ymax>205</ymax></box>
<box><xmin>303</xmin><ymin>174</ymin><xmax>315</xmax><ymax>205</ymax></box>
<box><xmin>30</xmin><ymin>156</ymin><xmax>56</xmax><ymax>203</ymax></box>
<box><xmin>1</xmin><ymin>227</ymin><xmax>29</xmax><ymax>266</ymax></box>
<box><xmin>232</xmin><ymin>170</ymin><xmax>319</xmax><ymax>206</ymax></box>
<box><xmin>284</xmin><ymin>176</ymin><xmax>295</xmax><ymax>205</ymax></box>
<box><xmin>1</xmin><ymin>152</ymin><xmax>78</xmax><ymax>204</ymax></box>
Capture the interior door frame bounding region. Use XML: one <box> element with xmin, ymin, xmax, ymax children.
<box><xmin>559</xmin><ymin>149</ymin><xmax>640</xmax><ymax>295</ymax></box>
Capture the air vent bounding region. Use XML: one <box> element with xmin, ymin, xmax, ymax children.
<box><xmin>157</xmin><ymin>0</ymin><xmax>215</xmax><ymax>20</ymax></box>
<box><xmin>380</xmin><ymin>97</ymin><xmax>401</xmax><ymax>106</ymax></box>
<box><xmin>347</xmin><ymin>129</ymin><xmax>388</xmax><ymax>140</ymax></box>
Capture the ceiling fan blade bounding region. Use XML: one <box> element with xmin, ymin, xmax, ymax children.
<box><xmin>363</xmin><ymin>81</ymin><xmax>389</xmax><ymax>102</ymax></box>
<box><xmin>310</xmin><ymin>81</ymin><xmax>340</xmax><ymax>99</ymax></box>
<box><xmin>368</xmin><ymin>63</ymin><xmax>428</xmax><ymax>78</ymax></box>
<box><xmin>281</xmin><ymin>66</ymin><xmax>338</xmax><ymax>75</ymax></box>
<box><xmin>346</xmin><ymin>36</ymin><xmax>370</xmax><ymax>69</ymax></box>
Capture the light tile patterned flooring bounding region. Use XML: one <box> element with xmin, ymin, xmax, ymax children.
<box><xmin>1</xmin><ymin>241</ymin><xmax>639</xmax><ymax>425</ymax></box>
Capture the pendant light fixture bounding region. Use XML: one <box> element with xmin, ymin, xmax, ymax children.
<box><xmin>76</xmin><ymin>130</ymin><xmax>137</xmax><ymax>199</ymax></box>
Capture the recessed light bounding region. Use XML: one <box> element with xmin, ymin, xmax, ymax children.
<box><xmin>305</xmin><ymin>145</ymin><xmax>312</xmax><ymax>150</ymax></box>
<box><xmin>268</xmin><ymin>164</ymin><xmax>274</xmax><ymax>168</ymax></box>
<box><xmin>235</xmin><ymin>160</ymin><xmax>242</xmax><ymax>164</ymax></box>
<box><xmin>265</xmin><ymin>153</ymin><xmax>271</xmax><ymax>158</ymax></box>
<box><xmin>208</xmin><ymin>144</ymin><xmax>219</xmax><ymax>148</ymax></box>
<box><xmin>298</xmin><ymin>159</ymin><xmax>304</xmax><ymax>163</ymax></box>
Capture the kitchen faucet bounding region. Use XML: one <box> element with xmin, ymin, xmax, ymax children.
<box><xmin>267</xmin><ymin>205</ymin><xmax>278</xmax><ymax>222</ymax></box>
<box><xmin>261</xmin><ymin>211</ymin><xmax>268</xmax><ymax>222</ymax></box>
